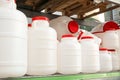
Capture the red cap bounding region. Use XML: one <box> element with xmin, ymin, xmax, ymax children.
<box><xmin>81</xmin><ymin>36</ymin><xmax>94</xmax><ymax>39</ymax></box>
<box><xmin>108</xmin><ymin>49</ymin><xmax>115</xmax><ymax>52</ymax></box>
<box><xmin>92</xmin><ymin>31</ymin><xmax>104</xmax><ymax>34</ymax></box>
<box><xmin>105</xmin><ymin>28</ymin><xmax>116</xmax><ymax>31</ymax></box>
<box><xmin>62</xmin><ymin>34</ymin><xmax>74</xmax><ymax>38</ymax></box>
<box><xmin>28</xmin><ymin>24</ymin><xmax>32</xmax><ymax>27</ymax></box>
<box><xmin>103</xmin><ymin>21</ymin><xmax>119</xmax><ymax>32</ymax></box>
<box><xmin>68</xmin><ymin>21</ymin><xmax>79</xmax><ymax>33</ymax></box>
<box><xmin>32</xmin><ymin>16</ymin><xmax>49</xmax><ymax>21</ymax></box>
<box><xmin>99</xmin><ymin>48</ymin><xmax>107</xmax><ymax>51</ymax></box>
<box><xmin>117</xmin><ymin>28</ymin><xmax>120</xmax><ymax>30</ymax></box>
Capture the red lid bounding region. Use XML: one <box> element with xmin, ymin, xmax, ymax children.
<box><xmin>68</xmin><ymin>21</ymin><xmax>79</xmax><ymax>33</ymax></box>
<box><xmin>92</xmin><ymin>31</ymin><xmax>104</xmax><ymax>34</ymax></box>
<box><xmin>28</xmin><ymin>24</ymin><xmax>32</xmax><ymax>27</ymax></box>
<box><xmin>108</xmin><ymin>49</ymin><xmax>115</xmax><ymax>52</ymax></box>
<box><xmin>32</xmin><ymin>16</ymin><xmax>49</xmax><ymax>21</ymax></box>
<box><xmin>81</xmin><ymin>36</ymin><xmax>94</xmax><ymax>39</ymax></box>
<box><xmin>117</xmin><ymin>28</ymin><xmax>120</xmax><ymax>30</ymax></box>
<box><xmin>105</xmin><ymin>28</ymin><xmax>116</xmax><ymax>31</ymax></box>
<box><xmin>62</xmin><ymin>34</ymin><xmax>74</xmax><ymax>38</ymax></box>
<box><xmin>103</xmin><ymin>21</ymin><xmax>119</xmax><ymax>32</ymax></box>
<box><xmin>99</xmin><ymin>48</ymin><xmax>107</xmax><ymax>51</ymax></box>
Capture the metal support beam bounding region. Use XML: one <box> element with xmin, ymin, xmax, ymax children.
<box><xmin>80</xmin><ymin>5</ymin><xmax>120</xmax><ymax>19</ymax></box>
<box><xmin>107</xmin><ymin>0</ymin><xmax>120</xmax><ymax>4</ymax></box>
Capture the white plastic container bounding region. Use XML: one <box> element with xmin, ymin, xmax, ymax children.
<box><xmin>99</xmin><ymin>48</ymin><xmax>112</xmax><ymax>72</ymax></box>
<box><xmin>28</xmin><ymin>16</ymin><xmax>57</xmax><ymax>75</ymax></box>
<box><xmin>50</xmin><ymin>16</ymin><xmax>79</xmax><ymax>41</ymax></box>
<box><xmin>0</xmin><ymin>0</ymin><xmax>16</xmax><ymax>9</ymax></box>
<box><xmin>92</xmin><ymin>31</ymin><xmax>104</xmax><ymax>40</ymax></box>
<box><xmin>108</xmin><ymin>49</ymin><xmax>120</xmax><ymax>71</ymax></box>
<box><xmin>116</xmin><ymin>29</ymin><xmax>120</xmax><ymax>52</ymax></box>
<box><xmin>102</xmin><ymin>29</ymin><xmax>119</xmax><ymax>49</ymax></box>
<box><xmin>0</xmin><ymin>0</ymin><xmax>27</xmax><ymax>78</ymax></box>
<box><xmin>58</xmin><ymin>34</ymin><xmax>81</xmax><ymax>74</ymax></box>
<box><xmin>78</xmin><ymin>29</ymin><xmax>101</xmax><ymax>46</ymax></box>
<box><xmin>28</xmin><ymin>24</ymin><xmax>32</xmax><ymax>29</ymax></box>
<box><xmin>81</xmin><ymin>36</ymin><xmax>100</xmax><ymax>73</ymax></box>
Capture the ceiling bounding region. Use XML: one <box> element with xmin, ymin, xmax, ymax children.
<box><xmin>16</xmin><ymin>0</ymin><xmax>120</xmax><ymax>19</ymax></box>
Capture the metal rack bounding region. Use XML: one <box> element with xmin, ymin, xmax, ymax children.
<box><xmin>6</xmin><ymin>72</ymin><xmax>120</xmax><ymax>80</ymax></box>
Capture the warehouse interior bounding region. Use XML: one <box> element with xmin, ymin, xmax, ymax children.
<box><xmin>0</xmin><ymin>0</ymin><xmax>120</xmax><ymax>80</ymax></box>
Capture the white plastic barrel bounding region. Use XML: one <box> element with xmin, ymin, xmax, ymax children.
<box><xmin>58</xmin><ymin>34</ymin><xmax>81</xmax><ymax>74</ymax></box>
<box><xmin>0</xmin><ymin>0</ymin><xmax>27</xmax><ymax>78</ymax></box>
<box><xmin>108</xmin><ymin>49</ymin><xmax>120</xmax><ymax>71</ymax></box>
<box><xmin>28</xmin><ymin>24</ymin><xmax>32</xmax><ymax>29</ymax></box>
<box><xmin>56</xmin><ymin>40</ymin><xmax>59</xmax><ymax>73</ymax></box>
<box><xmin>0</xmin><ymin>0</ymin><xmax>16</xmax><ymax>9</ymax></box>
<box><xmin>78</xmin><ymin>29</ymin><xmax>102</xmax><ymax>46</ymax></box>
<box><xmin>28</xmin><ymin>16</ymin><xmax>57</xmax><ymax>75</ymax></box>
<box><xmin>50</xmin><ymin>16</ymin><xmax>79</xmax><ymax>41</ymax></box>
<box><xmin>99</xmin><ymin>48</ymin><xmax>112</xmax><ymax>72</ymax></box>
<box><xmin>81</xmin><ymin>36</ymin><xmax>100</xmax><ymax>73</ymax></box>
<box><xmin>92</xmin><ymin>31</ymin><xmax>103</xmax><ymax>47</ymax></box>
<box><xmin>102</xmin><ymin>29</ymin><xmax>119</xmax><ymax>49</ymax></box>
<box><xmin>116</xmin><ymin>29</ymin><xmax>120</xmax><ymax>53</ymax></box>
<box><xmin>116</xmin><ymin>29</ymin><xmax>120</xmax><ymax>69</ymax></box>
<box><xmin>92</xmin><ymin>31</ymin><xmax>104</xmax><ymax>40</ymax></box>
